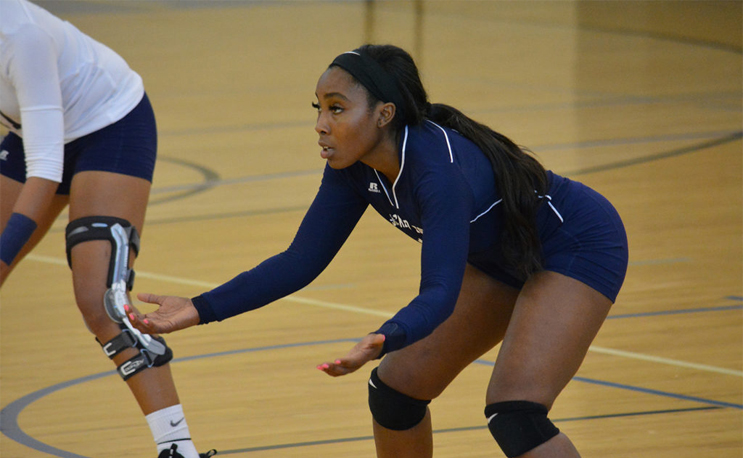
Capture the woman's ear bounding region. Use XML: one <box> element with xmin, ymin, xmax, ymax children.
<box><xmin>377</xmin><ymin>102</ymin><xmax>396</xmax><ymax>127</ymax></box>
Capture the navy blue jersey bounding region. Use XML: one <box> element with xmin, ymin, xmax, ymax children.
<box><xmin>193</xmin><ymin>121</ymin><xmax>627</xmax><ymax>354</ymax></box>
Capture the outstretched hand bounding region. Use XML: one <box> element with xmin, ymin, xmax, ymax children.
<box><xmin>125</xmin><ymin>293</ymin><xmax>201</xmax><ymax>335</ymax></box>
<box><xmin>317</xmin><ymin>333</ymin><xmax>386</xmax><ymax>377</ymax></box>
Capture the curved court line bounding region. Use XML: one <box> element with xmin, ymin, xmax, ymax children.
<box><xmin>138</xmin><ymin>129</ymin><xmax>741</xmax><ymax>222</ymax></box>
<box><xmin>0</xmin><ymin>339</ymin><xmax>357</xmax><ymax>458</ymax></box>
<box><xmin>38</xmin><ymin>129</ymin><xmax>741</xmax><ymax>231</ymax></box>
<box><xmin>148</xmin><ymin>156</ymin><xmax>223</xmax><ymax>206</ymax></box>
<box><xmin>2</xmin><ymin>336</ymin><xmax>739</xmax><ymax>458</ymax></box>
<box><xmin>566</xmin><ymin>131</ymin><xmax>742</xmax><ymax>176</ymax></box>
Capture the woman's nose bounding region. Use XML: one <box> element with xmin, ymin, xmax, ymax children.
<box><xmin>315</xmin><ymin>113</ymin><xmax>329</xmax><ymax>135</ymax></box>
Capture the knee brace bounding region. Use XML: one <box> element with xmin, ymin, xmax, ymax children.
<box><xmin>67</xmin><ymin>217</ymin><xmax>168</xmax><ymax>374</ymax></box>
<box><xmin>66</xmin><ymin>216</ymin><xmax>140</xmax><ymax>290</ymax></box>
<box><xmin>484</xmin><ymin>401</ymin><xmax>560</xmax><ymax>457</ymax></box>
<box><xmin>97</xmin><ymin>324</ymin><xmax>173</xmax><ymax>380</ymax></box>
<box><xmin>368</xmin><ymin>367</ymin><xmax>431</xmax><ymax>431</ymax></box>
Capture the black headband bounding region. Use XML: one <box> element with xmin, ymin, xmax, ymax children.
<box><xmin>330</xmin><ymin>51</ymin><xmax>406</xmax><ymax>121</ymax></box>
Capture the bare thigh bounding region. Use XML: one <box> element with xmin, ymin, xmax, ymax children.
<box><xmin>377</xmin><ymin>264</ymin><xmax>520</xmax><ymax>400</ymax></box>
<box><xmin>487</xmin><ymin>270</ymin><xmax>613</xmax><ymax>408</ymax></box>
<box><xmin>67</xmin><ymin>171</ymin><xmax>151</xmax><ymax>341</ymax></box>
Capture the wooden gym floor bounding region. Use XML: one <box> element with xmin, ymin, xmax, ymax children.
<box><xmin>1</xmin><ymin>1</ymin><xmax>741</xmax><ymax>457</ymax></box>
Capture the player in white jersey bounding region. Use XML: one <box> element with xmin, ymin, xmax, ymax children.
<box><xmin>0</xmin><ymin>1</ymin><xmax>215</xmax><ymax>457</ymax></box>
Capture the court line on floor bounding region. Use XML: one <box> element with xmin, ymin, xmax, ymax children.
<box><xmin>24</xmin><ymin>253</ymin><xmax>743</xmax><ymax>377</ymax></box>
<box><xmin>2</xmin><ymin>335</ymin><xmax>738</xmax><ymax>458</ymax></box>
<box><xmin>214</xmin><ymin>406</ymin><xmax>721</xmax><ymax>455</ymax></box>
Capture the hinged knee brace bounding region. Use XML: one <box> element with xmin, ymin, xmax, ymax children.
<box><xmin>97</xmin><ymin>325</ymin><xmax>173</xmax><ymax>380</ymax></box>
<box><xmin>66</xmin><ymin>216</ymin><xmax>140</xmax><ymax>290</ymax></box>
<box><xmin>67</xmin><ymin>216</ymin><xmax>169</xmax><ymax>379</ymax></box>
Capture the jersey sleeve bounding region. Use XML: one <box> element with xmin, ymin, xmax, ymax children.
<box><xmin>8</xmin><ymin>24</ymin><xmax>65</xmax><ymax>182</ymax></box>
<box><xmin>375</xmin><ymin>166</ymin><xmax>473</xmax><ymax>354</ymax></box>
<box><xmin>193</xmin><ymin>165</ymin><xmax>369</xmax><ymax>323</ymax></box>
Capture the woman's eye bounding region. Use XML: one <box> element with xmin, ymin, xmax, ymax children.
<box><xmin>311</xmin><ymin>102</ymin><xmax>321</xmax><ymax>112</ymax></box>
<box><xmin>330</xmin><ymin>105</ymin><xmax>343</xmax><ymax>114</ymax></box>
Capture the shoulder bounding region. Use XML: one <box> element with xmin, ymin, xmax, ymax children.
<box><xmin>2</xmin><ymin>0</ymin><xmax>46</xmax><ymax>36</ymax></box>
<box><xmin>404</xmin><ymin>122</ymin><xmax>453</xmax><ymax>154</ymax></box>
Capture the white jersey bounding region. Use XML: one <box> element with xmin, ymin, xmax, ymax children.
<box><xmin>0</xmin><ymin>0</ymin><xmax>144</xmax><ymax>182</ymax></box>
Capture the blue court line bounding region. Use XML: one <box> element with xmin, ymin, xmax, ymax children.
<box><xmin>469</xmin><ymin>360</ymin><xmax>743</xmax><ymax>410</ymax></box>
<box><xmin>0</xmin><ymin>340</ymin><xmax>360</xmax><ymax>458</ymax></box>
<box><xmin>2</xmin><ymin>322</ymin><xmax>741</xmax><ymax>457</ymax></box>
<box><xmin>214</xmin><ymin>406</ymin><xmax>720</xmax><ymax>455</ymax></box>
<box><xmin>568</xmin><ymin>131</ymin><xmax>742</xmax><ymax>176</ymax></box>
<box><xmin>571</xmin><ymin>377</ymin><xmax>743</xmax><ymax>410</ymax></box>
<box><xmin>607</xmin><ymin>304</ymin><xmax>743</xmax><ymax>320</ymax></box>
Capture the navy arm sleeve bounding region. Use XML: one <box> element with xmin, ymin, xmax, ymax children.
<box><xmin>193</xmin><ymin>166</ymin><xmax>368</xmax><ymax>323</ymax></box>
<box><xmin>375</xmin><ymin>168</ymin><xmax>473</xmax><ymax>354</ymax></box>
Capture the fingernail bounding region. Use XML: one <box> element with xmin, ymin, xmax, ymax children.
<box><xmin>335</xmin><ymin>360</ymin><xmax>342</xmax><ymax>364</ymax></box>
<box><xmin>124</xmin><ymin>305</ymin><xmax>130</xmax><ymax>312</ymax></box>
<box><xmin>323</xmin><ymin>364</ymin><xmax>329</xmax><ymax>369</ymax></box>
<box><xmin>143</xmin><ymin>319</ymin><xmax>150</xmax><ymax>325</ymax></box>
<box><xmin>129</xmin><ymin>314</ymin><xmax>135</xmax><ymax>321</ymax></box>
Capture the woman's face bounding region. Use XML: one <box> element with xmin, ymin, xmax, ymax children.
<box><xmin>314</xmin><ymin>66</ymin><xmax>384</xmax><ymax>169</ymax></box>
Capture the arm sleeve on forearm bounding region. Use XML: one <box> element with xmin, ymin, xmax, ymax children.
<box><xmin>375</xmin><ymin>168</ymin><xmax>473</xmax><ymax>354</ymax></box>
<box><xmin>194</xmin><ymin>166</ymin><xmax>368</xmax><ymax>323</ymax></box>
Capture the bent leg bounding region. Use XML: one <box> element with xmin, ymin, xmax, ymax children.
<box><xmin>67</xmin><ymin>171</ymin><xmax>182</xmax><ymax>415</ymax></box>
<box><xmin>373</xmin><ymin>264</ymin><xmax>520</xmax><ymax>458</ymax></box>
<box><xmin>486</xmin><ymin>270</ymin><xmax>613</xmax><ymax>457</ymax></box>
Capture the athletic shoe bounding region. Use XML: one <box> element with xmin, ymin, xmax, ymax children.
<box><xmin>157</xmin><ymin>443</ymin><xmax>217</xmax><ymax>458</ymax></box>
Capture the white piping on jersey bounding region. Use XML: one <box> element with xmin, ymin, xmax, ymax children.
<box><xmin>537</xmin><ymin>194</ymin><xmax>564</xmax><ymax>223</ymax></box>
<box><xmin>426</xmin><ymin>120</ymin><xmax>454</xmax><ymax>163</ymax></box>
<box><xmin>373</xmin><ymin>169</ymin><xmax>394</xmax><ymax>207</ymax></box>
<box><xmin>391</xmin><ymin>126</ymin><xmax>408</xmax><ymax>209</ymax></box>
<box><xmin>375</xmin><ymin>124</ymin><xmax>454</xmax><ymax>209</ymax></box>
<box><xmin>470</xmin><ymin>199</ymin><xmax>502</xmax><ymax>223</ymax></box>
<box><xmin>470</xmin><ymin>194</ymin><xmax>564</xmax><ymax>225</ymax></box>
<box><xmin>374</xmin><ymin>126</ymin><xmax>410</xmax><ymax>209</ymax></box>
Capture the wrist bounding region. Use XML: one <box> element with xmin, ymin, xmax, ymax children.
<box><xmin>373</xmin><ymin>322</ymin><xmax>407</xmax><ymax>359</ymax></box>
<box><xmin>0</xmin><ymin>213</ymin><xmax>37</xmax><ymax>265</ymax></box>
<box><xmin>191</xmin><ymin>294</ymin><xmax>214</xmax><ymax>324</ymax></box>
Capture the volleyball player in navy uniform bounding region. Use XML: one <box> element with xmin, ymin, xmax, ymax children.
<box><xmin>0</xmin><ymin>1</ymin><xmax>216</xmax><ymax>457</ymax></box>
<box><xmin>130</xmin><ymin>44</ymin><xmax>628</xmax><ymax>457</ymax></box>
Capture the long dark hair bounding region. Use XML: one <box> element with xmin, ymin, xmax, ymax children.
<box><xmin>355</xmin><ymin>44</ymin><xmax>548</xmax><ymax>278</ymax></box>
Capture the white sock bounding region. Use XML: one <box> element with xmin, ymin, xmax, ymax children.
<box><xmin>146</xmin><ymin>404</ymin><xmax>199</xmax><ymax>457</ymax></box>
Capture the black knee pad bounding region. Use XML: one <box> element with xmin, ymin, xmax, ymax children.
<box><xmin>368</xmin><ymin>367</ymin><xmax>431</xmax><ymax>431</ymax></box>
<box><xmin>484</xmin><ymin>400</ymin><xmax>560</xmax><ymax>457</ymax></box>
